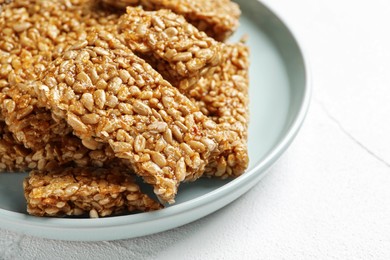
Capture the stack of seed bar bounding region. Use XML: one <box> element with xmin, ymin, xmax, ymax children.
<box><xmin>0</xmin><ymin>0</ymin><xmax>250</xmax><ymax>218</ymax></box>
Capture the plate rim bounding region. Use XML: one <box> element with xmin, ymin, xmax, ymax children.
<box><xmin>0</xmin><ymin>0</ymin><xmax>312</xmax><ymax>240</ymax></box>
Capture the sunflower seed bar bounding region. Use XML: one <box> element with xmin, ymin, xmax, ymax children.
<box><xmin>0</xmin><ymin>0</ymin><xmax>99</xmax><ymax>86</ymax></box>
<box><xmin>36</xmin><ymin>34</ymin><xmax>220</xmax><ymax>203</ymax></box>
<box><xmin>0</xmin><ymin>0</ymin><xmax>127</xmax><ymax>169</ymax></box>
<box><xmin>118</xmin><ymin>7</ymin><xmax>223</xmax><ymax>92</ymax></box>
<box><xmin>102</xmin><ymin>0</ymin><xmax>241</xmax><ymax>41</ymax></box>
<box><xmin>0</xmin><ymin>0</ymin><xmax>143</xmax><ymax>175</ymax></box>
<box><xmin>190</xmin><ymin>42</ymin><xmax>250</xmax><ymax>178</ymax></box>
<box><xmin>0</xmin><ymin>0</ymin><xmax>122</xmax><ymax>149</ymax></box>
<box><xmin>117</xmin><ymin>8</ymin><xmax>249</xmax><ymax>178</ymax></box>
<box><xmin>24</xmin><ymin>167</ymin><xmax>162</xmax><ymax>217</ymax></box>
<box><xmin>146</xmin><ymin>43</ymin><xmax>250</xmax><ymax>178</ymax></box>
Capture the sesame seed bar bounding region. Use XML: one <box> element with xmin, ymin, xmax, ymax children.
<box><xmin>24</xmin><ymin>167</ymin><xmax>162</xmax><ymax>218</ymax></box>
<box><xmin>118</xmin><ymin>7</ymin><xmax>223</xmax><ymax>92</ymax></box>
<box><xmin>36</xmin><ymin>34</ymin><xmax>220</xmax><ymax>203</ymax></box>
<box><xmin>102</xmin><ymin>0</ymin><xmax>241</xmax><ymax>41</ymax></box>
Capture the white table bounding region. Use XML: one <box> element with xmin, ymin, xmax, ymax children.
<box><xmin>1</xmin><ymin>0</ymin><xmax>390</xmax><ymax>259</ymax></box>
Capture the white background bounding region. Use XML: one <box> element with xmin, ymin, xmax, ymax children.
<box><xmin>2</xmin><ymin>0</ymin><xmax>390</xmax><ymax>259</ymax></box>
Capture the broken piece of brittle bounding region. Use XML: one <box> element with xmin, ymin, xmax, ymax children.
<box><xmin>24</xmin><ymin>167</ymin><xmax>162</xmax><ymax>218</ymax></box>
<box><xmin>36</xmin><ymin>33</ymin><xmax>220</xmax><ymax>203</ymax></box>
<box><xmin>118</xmin><ymin>7</ymin><xmax>223</xmax><ymax>92</ymax></box>
<box><xmin>102</xmin><ymin>0</ymin><xmax>241</xmax><ymax>41</ymax></box>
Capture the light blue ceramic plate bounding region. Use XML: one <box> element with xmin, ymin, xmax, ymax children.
<box><xmin>0</xmin><ymin>0</ymin><xmax>310</xmax><ymax>241</ymax></box>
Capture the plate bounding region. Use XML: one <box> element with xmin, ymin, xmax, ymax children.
<box><xmin>0</xmin><ymin>0</ymin><xmax>310</xmax><ymax>241</ymax></box>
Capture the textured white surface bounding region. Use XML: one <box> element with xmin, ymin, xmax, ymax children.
<box><xmin>1</xmin><ymin>0</ymin><xmax>390</xmax><ymax>259</ymax></box>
